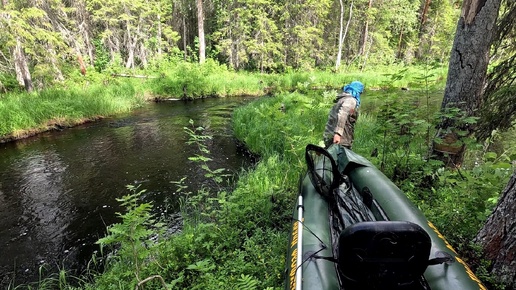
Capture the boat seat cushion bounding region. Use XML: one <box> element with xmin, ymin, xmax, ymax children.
<box><xmin>338</xmin><ymin>221</ymin><xmax>431</xmax><ymax>289</ymax></box>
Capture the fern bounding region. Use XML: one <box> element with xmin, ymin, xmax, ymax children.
<box><xmin>235</xmin><ymin>274</ymin><xmax>259</xmax><ymax>290</ymax></box>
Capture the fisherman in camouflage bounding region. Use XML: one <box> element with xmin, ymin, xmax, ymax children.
<box><xmin>323</xmin><ymin>81</ymin><xmax>364</xmax><ymax>150</ymax></box>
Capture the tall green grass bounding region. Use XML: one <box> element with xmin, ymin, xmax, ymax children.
<box><xmin>0</xmin><ymin>81</ymin><xmax>144</xmax><ymax>141</ymax></box>
<box><xmin>1</xmin><ymin>60</ymin><xmax>448</xmax><ymax>141</ymax></box>
<box><xmin>147</xmin><ymin>59</ymin><xmax>266</xmax><ymax>98</ymax></box>
<box><xmin>146</xmin><ymin>60</ymin><xmax>448</xmax><ymax>99</ymax></box>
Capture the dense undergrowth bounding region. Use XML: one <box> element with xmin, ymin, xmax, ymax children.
<box><xmin>4</xmin><ymin>60</ymin><xmax>513</xmax><ymax>290</ymax></box>
<box><xmin>0</xmin><ymin>58</ymin><xmax>444</xmax><ymax>142</ymax></box>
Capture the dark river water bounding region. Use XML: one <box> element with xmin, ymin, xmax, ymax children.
<box><xmin>0</xmin><ymin>97</ymin><xmax>256</xmax><ymax>287</ymax></box>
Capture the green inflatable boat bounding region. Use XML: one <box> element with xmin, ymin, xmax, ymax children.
<box><xmin>285</xmin><ymin>144</ymin><xmax>487</xmax><ymax>290</ymax></box>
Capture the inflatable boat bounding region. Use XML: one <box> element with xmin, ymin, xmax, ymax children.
<box><xmin>285</xmin><ymin>144</ymin><xmax>487</xmax><ymax>290</ymax></box>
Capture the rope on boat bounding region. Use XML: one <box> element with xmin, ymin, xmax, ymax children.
<box><xmin>291</xmin><ymin>216</ymin><xmax>334</xmax><ymax>274</ymax></box>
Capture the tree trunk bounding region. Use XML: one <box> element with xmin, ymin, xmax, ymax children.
<box><xmin>48</xmin><ymin>46</ymin><xmax>64</xmax><ymax>81</ymax></box>
<box><xmin>359</xmin><ymin>0</ymin><xmax>372</xmax><ymax>56</ymax></box>
<box><xmin>396</xmin><ymin>26</ymin><xmax>404</xmax><ymax>59</ymax></box>
<box><xmin>432</xmin><ymin>0</ymin><xmax>501</xmax><ymax>167</ymax></box>
<box><xmin>441</xmin><ymin>0</ymin><xmax>501</xmax><ymax>112</ymax></box>
<box><xmin>75</xmin><ymin>0</ymin><xmax>95</xmax><ymax>66</ymax></box>
<box><xmin>475</xmin><ymin>1</ymin><xmax>516</xmax><ymax>141</ymax></box>
<box><xmin>126</xmin><ymin>37</ymin><xmax>136</xmax><ymax>69</ymax></box>
<box><xmin>416</xmin><ymin>0</ymin><xmax>432</xmax><ymax>59</ymax></box>
<box><xmin>182</xmin><ymin>15</ymin><xmax>187</xmax><ymax>61</ymax></box>
<box><xmin>125</xmin><ymin>17</ymin><xmax>139</xmax><ymax>69</ymax></box>
<box><xmin>197</xmin><ymin>0</ymin><xmax>205</xmax><ymax>64</ymax></box>
<box><xmin>418</xmin><ymin>0</ymin><xmax>431</xmax><ymax>39</ymax></box>
<box><xmin>335</xmin><ymin>0</ymin><xmax>344</xmax><ymax>70</ymax></box>
<box><xmin>157</xmin><ymin>13</ymin><xmax>162</xmax><ymax>57</ymax></box>
<box><xmin>13</xmin><ymin>38</ymin><xmax>33</xmax><ymax>92</ymax></box>
<box><xmin>139</xmin><ymin>42</ymin><xmax>148</xmax><ymax>67</ymax></box>
<box><xmin>474</xmin><ymin>169</ymin><xmax>516</xmax><ymax>289</ymax></box>
<box><xmin>335</xmin><ymin>0</ymin><xmax>354</xmax><ymax>69</ymax></box>
<box><xmin>361</xmin><ymin>35</ymin><xmax>373</xmax><ymax>70</ymax></box>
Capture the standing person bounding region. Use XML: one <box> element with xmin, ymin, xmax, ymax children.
<box><xmin>323</xmin><ymin>81</ymin><xmax>365</xmax><ymax>150</ymax></box>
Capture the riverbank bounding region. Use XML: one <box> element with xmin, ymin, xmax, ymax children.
<box><xmin>0</xmin><ymin>82</ymin><xmax>145</xmax><ymax>143</ymax></box>
<box><xmin>0</xmin><ymin>62</ymin><xmax>442</xmax><ymax>144</ymax></box>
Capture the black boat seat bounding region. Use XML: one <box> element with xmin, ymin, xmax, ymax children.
<box><xmin>338</xmin><ymin>221</ymin><xmax>431</xmax><ymax>289</ymax></box>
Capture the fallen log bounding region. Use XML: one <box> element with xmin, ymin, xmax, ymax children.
<box><xmin>111</xmin><ymin>73</ymin><xmax>158</xmax><ymax>79</ymax></box>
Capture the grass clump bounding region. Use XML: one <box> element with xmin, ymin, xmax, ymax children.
<box><xmin>0</xmin><ymin>81</ymin><xmax>144</xmax><ymax>142</ymax></box>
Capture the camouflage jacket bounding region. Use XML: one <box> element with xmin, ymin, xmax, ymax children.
<box><xmin>323</xmin><ymin>93</ymin><xmax>359</xmax><ymax>148</ymax></box>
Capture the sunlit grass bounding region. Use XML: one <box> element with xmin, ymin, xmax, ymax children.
<box><xmin>0</xmin><ymin>82</ymin><xmax>145</xmax><ymax>141</ymax></box>
<box><xmin>1</xmin><ymin>60</ymin><xmax>448</xmax><ymax>141</ymax></box>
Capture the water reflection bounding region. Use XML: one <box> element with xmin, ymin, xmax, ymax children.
<box><xmin>0</xmin><ymin>97</ymin><xmax>254</xmax><ymax>287</ymax></box>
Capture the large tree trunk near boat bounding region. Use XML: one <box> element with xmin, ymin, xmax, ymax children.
<box><xmin>474</xmin><ymin>169</ymin><xmax>516</xmax><ymax>289</ymax></box>
<box><xmin>431</xmin><ymin>0</ymin><xmax>501</xmax><ymax>167</ymax></box>
<box><xmin>474</xmin><ymin>1</ymin><xmax>516</xmax><ymax>141</ymax></box>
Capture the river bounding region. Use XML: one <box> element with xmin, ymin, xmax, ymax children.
<box><xmin>0</xmin><ymin>97</ymin><xmax>256</xmax><ymax>287</ymax></box>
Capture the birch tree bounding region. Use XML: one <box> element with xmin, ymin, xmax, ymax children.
<box><xmin>335</xmin><ymin>0</ymin><xmax>353</xmax><ymax>70</ymax></box>
<box><xmin>358</xmin><ymin>0</ymin><xmax>372</xmax><ymax>56</ymax></box>
<box><xmin>197</xmin><ymin>0</ymin><xmax>206</xmax><ymax>63</ymax></box>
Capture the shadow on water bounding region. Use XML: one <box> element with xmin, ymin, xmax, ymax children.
<box><xmin>0</xmin><ymin>97</ymin><xmax>257</xmax><ymax>288</ymax></box>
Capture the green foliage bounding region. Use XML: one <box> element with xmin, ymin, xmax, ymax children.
<box><xmin>183</xmin><ymin>119</ymin><xmax>231</xmax><ymax>186</ymax></box>
<box><xmin>233</xmin><ymin>91</ymin><xmax>327</xmax><ymax>161</ymax></box>
<box><xmin>0</xmin><ymin>74</ymin><xmax>23</xmax><ymax>93</ymax></box>
<box><xmin>233</xmin><ymin>70</ymin><xmax>512</xmax><ymax>288</ymax></box>
<box><xmin>419</xmin><ymin>0</ymin><xmax>459</xmax><ymax>63</ymax></box>
<box><xmin>0</xmin><ymin>80</ymin><xmax>144</xmax><ymax>141</ymax></box>
<box><xmin>98</xmin><ymin>186</ymin><xmax>154</xmax><ymax>269</ymax></box>
<box><xmin>95</xmin><ymin>185</ymin><xmax>164</xmax><ymax>288</ymax></box>
<box><xmin>88</xmin><ymin>117</ymin><xmax>297</xmax><ymax>289</ymax></box>
<box><xmin>235</xmin><ymin>274</ymin><xmax>260</xmax><ymax>290</ymax></box>
<box><xmin>148</xmin><ymin>59</ymin><xmax>269</xmax><ymax>99</ymax></box>
<box><xmin>420</xmin><ymin>157</ymin><xmax>511</xmax><ymax>248</ymax></box>
<box><xmin>0</xmin><ymin>0</ymin><xmax>462</xmax><ymax>85</ymax></box>
<box><xmin>93</xmin><ymin>38</ymin><xmax>110</xmax><ymax>73</ymax></box>
<box><xmin>3</xmin><ymin>65</ymin><xmax>509</xmax><ymax>289</ymax></box>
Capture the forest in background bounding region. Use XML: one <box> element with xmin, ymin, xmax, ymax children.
<box><xmin>1</xmin><ymin>0</ymin><xmax>459</xmax><ymax>92</ymax></box>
